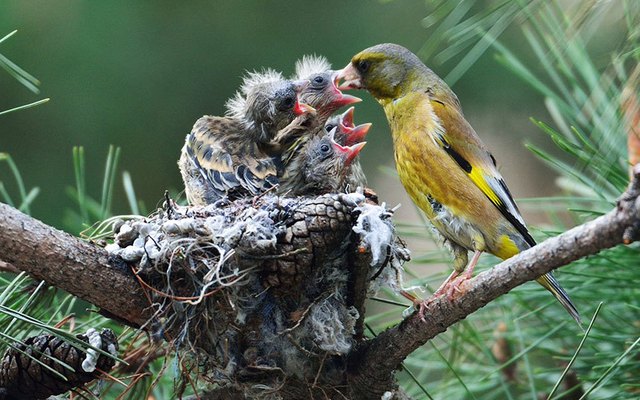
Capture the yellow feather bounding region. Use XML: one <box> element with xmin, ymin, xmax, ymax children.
<box><xmin>494</xmin><ymin>235</ymin><xmax>519</xmax><ymax>259</ymax></box>
<box><xmin>467</xmin><ymin>168</ymin><xmax>501</xmax><ymax>206</ymax></box>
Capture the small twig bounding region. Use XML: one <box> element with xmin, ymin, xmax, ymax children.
<box><xmin>239</xmin><ymin>247</ymin><xmax>310</xmax><ymax>260</ymax></box>
<box><xmin>164</xmin><ymin>190</ymin><xmax>174</xmax><ymax>219</ymax></box>
<box><xmin>369</xmin><ymin>245</ymin><xmax>392</xmax><ymax>281</ymax></box>
<box><xmin>252</xmin><ymin>184</ymin><xmax>280</xmax><ymax>206</ymax></box>
<box><xmin>278</xmin><ymin>292</ymin><xmax>335</xmax><ymax>335</ymax></box>
<box><xmin>130</xmin><ymin>266</ymin><xmax>240</xmax><ymax>302</ymax></box>
<box><xmin>285</xmin><ymin>333</ymin><xmax>319</xmax><ymax>358</ymax></box>
<box><xmin>312</xmin><ymin>352</ymin><xmax>329</xmax><ymax>388</ymax></box>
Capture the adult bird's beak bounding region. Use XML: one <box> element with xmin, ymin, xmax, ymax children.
<box><xmin>336</xmin><ymin>63</ymin><xmax>362</xmax><ymax>90</ymax></box>
<box><xmin>329</xmin><ymin>71</ymin><xmax>361</xmax><ymax>107</ymax></box>
<box><xmin>332</xmin><ymin>139</ymin><xmax>367</xmax><ymax>165</ymax></box>
<box><xmin>343</xmin><ymin>123</ymin><xmax>372</xmax><ymax>147</ymax></box>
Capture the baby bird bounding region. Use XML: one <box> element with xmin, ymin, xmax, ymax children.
<box><xmin>338</xmin><ymin>43</ymin><xmax>580</xmax><ymax>324</ymax></box>
<box><xmin>276</xmin><ymin>127</ymin><xmax>366</xmax><ymax>196</ymax></box>
<box><xmin>324</xmin><ymin>107</ymin><xmax>371</xmax><ymax>190</ymax></box>
<box><xmin>268</xmin><ymin>56</ymin><xmax>365</xmax><ymax>193</ymax></box>
<box><xmin>293</xmin><ymin>55</ymin><xmax>361</xmax><ymax>124</ymax></box>
<box><xmin>226</xmin><ymin>69</ymin><xmax>315</xmax><ymax>143</ymax></box>
<box><xmin>266</xmin><ymin>55</ymin><xmax>363</xmax><ymax>164</ymax></box>
<box><xmin>178</xmin><ymin>69</ymin><xmax>313</xmax><ymax>205</ymax></box>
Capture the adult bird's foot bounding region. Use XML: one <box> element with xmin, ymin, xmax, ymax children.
<box><xmin>416</xmin><ymin>297</ymin><xmax>440</xmax><ymax>321</ymax></box>
<box><xmin>400</xmin><ymin>290</ymin><xmax>430</xmax><ymax>321</ymax></box>
<box><xmin>444</xmin><ymin>273</ymin><xmax>473</xmax><ymax>300</ymax></box>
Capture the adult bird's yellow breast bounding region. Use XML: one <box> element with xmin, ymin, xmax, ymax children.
<box><xmin>380</xmin><ymin>92</ymin><xmax>506</xmax><ymax>252</ymax></box>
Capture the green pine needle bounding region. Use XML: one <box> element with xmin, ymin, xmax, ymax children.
<box><xmin>72</xmin><ymin>146</ymin><xmax>89</xmax><ymax>223</ymax></box>
<box><xmin>0</xmin><ymin>98</ymin><xmax>50</xmax><ymax>116</ymax></box>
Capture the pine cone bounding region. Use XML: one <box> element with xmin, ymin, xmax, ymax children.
<box><xmin>0</xmin><ymin>328</ymin><xmax>118</xmax><ymax>400</ymax></box>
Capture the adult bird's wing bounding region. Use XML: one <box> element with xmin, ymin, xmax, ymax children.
<box><xmin>430</xmin><ymin>95</ymin><xmax>581</xmax><ymax>325</ymax></box>
<box><xmin>430</xmin><ymin>99</ymin><xmax>536</xmax><ymax>247</ymax></box>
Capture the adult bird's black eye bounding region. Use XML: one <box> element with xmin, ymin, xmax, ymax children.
<box><xmin>357</xmin><ymin>60</ymin><xmax>371</xmax><ymax>73</ymax></box>
<box><xmin>320</xmin><ymin>144</ymin><xmax>330</xmax><ymax>153</ymax></box>
<box><xmin>313</xmin><ymin>75</ymin><xmax>324</xmax><ymax>85</ymax></box>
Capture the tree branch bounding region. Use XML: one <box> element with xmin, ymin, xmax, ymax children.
<box><xmin>346</xmin><ymin>164</ymin><xmax>640</xmax><ymax>399</ymax></box>
<box><xmin>0</xmin><ymin>164</ymin><xmax>638</xmax><ymax>399</ymax></box>
<box><xmin>0</xmin><ymin>203</ymin><xmax>152</xmax><ymax>327</ymax></box>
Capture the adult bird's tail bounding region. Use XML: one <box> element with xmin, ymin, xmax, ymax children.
<box><xmin>536</xmin><ymin>272</ymin><xmax>582</xmax><ymax>327</ymax></box>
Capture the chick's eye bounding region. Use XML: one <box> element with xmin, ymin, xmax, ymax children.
<box><xmin>325</xmin><ymin>124</ymin><xmax>336</xmax><ymax>131</ymax></box>
<box><xmin>357</xmin><ymin>60</ymin><xmax>371</xmax><ymax>73</ymax></box>
<box><xmin>280</xmin><ymin>96</ymin><xmax>295</xmax><ymax>110</ymax></box>
<box><xmin>313</xmin><ymin>75</ymin><xmax>325</xmax><ymax>85</ymax></box>
<box><xmin>320</xmin><ymin>144</ymin><xmax>331</xmax><ymax>153</ymax></box>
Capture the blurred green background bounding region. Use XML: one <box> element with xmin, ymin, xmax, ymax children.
<box><xmin>2</xmin><ymin>3</ymin><xmax>638</xmax><ymax>399</ymax></box>
<box><xmin>0</xmin><ymin>0</ymin><xmax>556</xmax><ymax>230</ymax></box>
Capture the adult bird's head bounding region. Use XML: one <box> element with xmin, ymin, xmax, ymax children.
<box><xmin>337</xmin><ymin>43</ymin><xmax>447</xmax><ymax>102</ymax></box>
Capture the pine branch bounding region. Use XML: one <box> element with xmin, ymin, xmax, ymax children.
<box><xmin>0</xmin><ymin>203</ymin><xmax>152</xmax><ymax>328</ymax></box>
<box><xmin>0</xmin><ymin>165</ymin><xmax>638</xmax><ymax>399</ymax></box>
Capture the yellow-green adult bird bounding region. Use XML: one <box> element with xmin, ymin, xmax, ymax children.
<box><xmin>337</xmin><ymin>43</ymin><xmax>581</xmax><ymax>324</ymax></box>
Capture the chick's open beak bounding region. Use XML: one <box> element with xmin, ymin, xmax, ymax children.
<box><xmin>332</xmin><ymin>140</ymin><xmax>367</xmax><ymax>165</ymax></box>
<box><xmin>336</xmin><ymin>63</ymin><xmax>362</xmax><ymax>90</ymax></box>
<box><xmin>343</xmin><ymin>123</ymin><xmax>372</xmax><ymax>147</ymax></box>
<box><xmin>340</xmin><ymin>107</ymin><xmax>356</xmax><ymax>128</ymax></box>
<box><xmin>294</xmin><ymin>100</ymin><xmax>316</xmax><ymax>116</ymax></box>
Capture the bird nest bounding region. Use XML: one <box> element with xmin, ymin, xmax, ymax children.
<box><xmin>105</xmin><ymin>190</ymin><xmax>409</xmax><ymax>393</ymax></box>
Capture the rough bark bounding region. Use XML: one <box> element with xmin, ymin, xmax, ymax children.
<box><xmin>0</xmin><ymin>203</ymin><xmax>152</xmax><ymax>327</ymax></box>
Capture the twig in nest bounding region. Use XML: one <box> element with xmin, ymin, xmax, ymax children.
<box><xmin>285</xmin><ymin>333</ymin><xmax>319</xmax><ymax>358</ymax></box>
<box><xmin>164</xmin><ymin>190</ymin><xmax>174</xmax><ymax>219</ymax></box>
<box><xmin>145</xmin><ymin>234</ymin><xmax>161</xmax><ymax>251</ymax></box>
<box><xmin>246</xmin><ymin>364</ymin><xmax>286</xmax><ymax>374</ymax></box>
<box><xmin>369</xmin><ymin>244</ymin><xmax>392</xmax><ymax>282</ymax></box>
<box><xmin>252</xmin><ymin>184</ymin><xmax>280</xmax><ymax>207</ymax></box>
<box><xmin>184</xmin><ymin>268</ymin><xmax>254</xmax><ymax>306</ymax></box>
<box><xmin>130</xmin><ymin>265</ymin><xmax>242</xmax><ymax>303</ymax></box>
<box><xmin>202</xmin><ymin>247</ymin><xmax>236</xmax><ymax>282</ymax></box>
<box><xmin>278</xmin><ymin>292</ymin><xmax>335</xmax><ymax>335</ymax></box>
<box><xmin>312</xmin><ymin>351</ymin><xmax>329</xmax><ymax>388</ymax></box>
<box><xmin>239</xmin><ymin>247</ymin><xmax>310</xmax><ymax>260</ymax></box>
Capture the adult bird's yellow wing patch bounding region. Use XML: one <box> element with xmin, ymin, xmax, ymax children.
<box><xmin>430</xmin><ymin>99</ymin><xmax>536</xmax><ymax>247</ymax></box>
